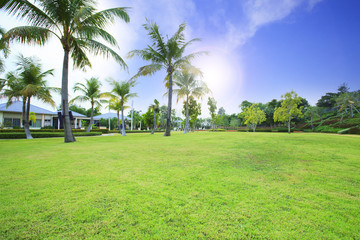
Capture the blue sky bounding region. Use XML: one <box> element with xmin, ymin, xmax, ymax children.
<box><xmin>1</xmin><ymin>0</ymin><xmax>359</xmax><ymax>117</ymax></box>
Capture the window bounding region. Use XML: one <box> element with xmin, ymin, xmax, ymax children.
<box><xmin>3</xmin><ymin>118</ymin><xmax>21</xmax><ymax>128</ymax></box>
<box><xmin>44</xmin><ymin>119</ymin><xmax>51</xmax><ymax>126</ymax></box>
<box><xmin>33</xmin><ymin>119</ymin><xmax>42</xmax><ymax>128</ymax></box>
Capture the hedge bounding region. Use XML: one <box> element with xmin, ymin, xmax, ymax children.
<box><xmin>0</xmin><ymin>129</ymin><xmax>108</xmax><ymax>133</ymax></box>
<box><xmin>108</xmin><ymin>130</ymin><xmax>165</xmax><ymax>133</ymax></box>
<box><xmin>237</xmin><ymin>128</ymin><xmax>271</xmax><ymax>132</ymax></box>
<box><xmin>0</xmin><ymin>132</ymin><xmax>102</xmax><ymax>139</ymax></box>
<box><xmin>272</xmin><ymin>128</ymin><xmax>293</xmax><ymax>132</ymax></box>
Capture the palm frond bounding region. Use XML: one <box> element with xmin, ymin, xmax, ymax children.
<box><xmin>81</xmin><ymin>7</ymin><xmax>130</xmax><ymax>28</ymax></box>
<box><xmin>131</xmin><ymin>63</ymin><xmax>163</xmax><ymax>80</ymax></box>
<box><xmin>0</xmin><ymin>0</ymin><xmax>56</xmax><ymax>28</ymax></box>
<box><xmin>82</xmin><ymin>39</ymin><xmax>128</xmax><ymax>70</ymax></box>
<box><xmin>3</xmin><ymin>26</ymin><xmax>54</xmax><ymax>46</ymax></box>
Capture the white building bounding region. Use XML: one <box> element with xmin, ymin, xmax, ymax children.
<box><xmin>0</xmin><ymin>101</ymin><xmax>89</xmax><ymax>129</ymax></box>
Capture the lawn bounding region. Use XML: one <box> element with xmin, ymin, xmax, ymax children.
<box><xmin>0</xmin><ymin>132</ymin><xmax>359</xmax><ymax>239</ymax></box>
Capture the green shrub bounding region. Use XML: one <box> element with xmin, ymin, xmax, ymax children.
<box><xmin>41</xmin><ymin>126</ymin><xmax>55</xmax><ymax>130</ymax></box>
<box><xmin>272</xmin><ymin>128</ymin><xmax>293</xmax><ymax>132</ymax></box>
<box><xmin>208</xmin><ymin>129</ymin><xmax>226</xmax><ymax>132</ymax></box>
<box><xmin>348</xmin><ymin>127</ymin><xmax>360</xmax><ymax>134</ymax></box>
<box><xmin>314</xmin><ymin>126</ymin><xmax>344</xmax><ymax>133</ymax></box>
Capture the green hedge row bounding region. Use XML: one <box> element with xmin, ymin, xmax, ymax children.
<box><xmin>0</xmin><ymin>129</ymin><xmax>109</xmax><ymax>133</ymax></box>
<box><xmin>108</xmin><ymin>130</ymin><xmax>165</xmax><ymax>133</ymax></box>
<box><xmin>0</xmin><ymin>132</ymin><xmax>102</xmax><ymax>139</ymax></box>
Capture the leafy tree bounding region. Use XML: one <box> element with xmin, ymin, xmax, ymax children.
<box><xmin>218</xmin><ymin>107</ymin><xmax>226</xmax><ymax>116</ymax></box>
<box><xmin>142</xmin><ymin>108</ymin><xmax>154</xmax><ymax>129</ymax></box>
<box><xmin>173</xmin><ymin>70</ymin><xmax>209</xmax><ymax>133</ymax></box>
<box><xmin>1</xmin><ymin>0</ymin><xmax>130</xmax><ymax>142</ymax></box>
<box><xmin>107</xmin><ymin>79</ymin><xmax>137</xmax><ymax>136</ymax></box>
<box><xmin>158</xmin><ymin>105</ymin><xmax>166</xmax><ymax>129</ymax></box>
<box><xmin>182</xmin><ymin>96</ymin><xmax>201</xmax><ymax>131</ymax></box>
<box><xmin>274</xmin><ymin>91</ymin><xmax>304</xmax><ymax>133</ymax></box>
<box><xmin>109</xmin><ymin>98</ymin><xmax>125</xmax><ymax>131</ymax></box>
<box><xmin>230</xmin><ymin>117</ymin><xmax>239</xmax><ymax>130</ymax></box>
<box><xmin>337</xmin><ymin>83</ymin><xmax>349</xmax><ymax>94</ymax></box>
<box><xmin>98</xmin><ymin>117</ymin><xmax>118</xmax><ymax>130</ymax></box>
<box><xmin>316</xmin><ymin>92</ymin><xmax>337</xmax><ymax>108</ymax></box>
<box><xmin>239</xmin><ymin>100</ymin><xmax>253</xmax><ymax>111</ymax></box>
<box><xmin>304</xmin><ymin>106</ymin><xmax>319</xmax><ymax>131</ymax></box>
<box><xmin>335</xmin><ymin>91</ymin><xmax>360</xmax><ymax>119</ymax></box>
<box><xmin>127</xmin><ymin>110</ymin><xmax>143</xmax><ymax>130</ymax></box>
<box><xmin>149</xmin><ymin>99</ymin><xmax>160</xmax><ymax>134</ymax></box>
<box><xmin>70</xmin><ymin>77</ymin><xmax>106</xmax><ymax>132</ymax></box>
<box><xmin>263</xmin><ymin>99</ymin><xmax>280</xmax><ymax>128</ymax></box>
<box><xmin>207</xmin><ymin>97</ymin><xmax>217</xmax><ymax>131</ymax></box>
<box><xmin>69</xmin><ymin>105</ymin><xmax>87</xmax><ymax>116</ymax></box>
<box><xmin>1</xmin><ymin>55</ymin><xmax>56</xmax><ymax>139</ymax></box>
<box><xmin>243</xmin><ymin>104</ymin><xmax>266</xmax><ymax>132</ymax></box>
<box><xmin>128</xmin><ymin>19</ymin><xmax>205</xmax><ymax>136</ymax></box>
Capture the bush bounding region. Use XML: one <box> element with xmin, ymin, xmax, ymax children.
<box><xmin>314</xmin><ymin>126</ymin><xmax>344</xmax><ymax>133</ymax></box>
<box><xmin>207</xmin><ymin>129</ymin><xmax>226</xmax><ymax>132</ymax></box>
<box><xmin>0</xmin><ymin>129</ymin><xmax>108</xmax><ymax>133</ymax></box>
<box><xmin>348</xmin><ymin>127</ymin><xmax>360</xmax><ymax>134</ymax></box>
<box><xmin>41</xmin><ymin>126</ymin><xmax>55</xmax><ymax>130</ymax></box>
<box><xmin>272</xmin><ymin>128</ymin><xmax>293</xmax><ymax>132</ymax></box>
<box><xmin>0</xmin><ymin>132</ymin><xmax>102</xmax><ymax>139</ymax></box>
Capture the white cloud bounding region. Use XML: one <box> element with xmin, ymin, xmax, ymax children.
<box><xmin>224</xmin><ymin>0</ymin><xmax>323</xmax><ymax>50</ymax></box>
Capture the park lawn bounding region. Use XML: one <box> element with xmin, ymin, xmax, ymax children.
<box><xmin>0</xmin><ymin>132</ymin><xmax>359</xmax><ymax>239</ymax></box>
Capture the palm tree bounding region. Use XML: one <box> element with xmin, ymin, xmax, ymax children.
<box><xmin>70</xmin><ymin>77</ymin><xmax>105</xmax><ymax>132</ymax></box>
<box><xmin>109</xmin><ymin>97</ymin><xmax>126</xmax><ymax>132</ymax></box>
<box><xmin>0</xmin><ymin>26</ymin><xmax>10</xmax><ymax>74</ymax></box>
<box><xmin>149</xmin><ymin>99</ymin><xmax>160</xmax><ymax>134</ymax></box>
<box><xmin>173</xmin><ymin>70</ymin><xmax>209</xmax><ymax>133</ymax></box>
<box><xmin>1</xmin><ymin>55</ymin><xmax>56</xmax><ymax>139</ymax></box>
<box><xmin>1</xmin><ymin>1</ymin><xmax>130</xmax><ymax>142</ymax></box>
<box><xmin>128</xmin><ymin>19</ymin><xmax>206</xmax><ymax>136</ymax></box>
<box><xmin>107</xmin><ymin>80</ymin><xmax>137</xmax><ymax>136</ymax></box>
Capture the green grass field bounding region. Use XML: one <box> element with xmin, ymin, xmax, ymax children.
<box><xmin>0</xmin><ymin>132</ymin><xmax>359</xmax><ymax>239</ymax></box>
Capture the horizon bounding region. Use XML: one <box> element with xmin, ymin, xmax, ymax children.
<box><xmin>1</xmin><ymin>0</ymin><xmax>359</xmax><ymax>118</ymax></box>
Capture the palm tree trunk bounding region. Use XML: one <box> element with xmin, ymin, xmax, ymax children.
<box><xmin>87</xmin><ymin>102</ymin><xmax>94</xmax><ymax>132</ymax></box>
<box><xmin>184</xmin><ymin>95</ymin><xmax>189</xmax><ymax>134</ymax></box>
<box><xmin>117</xmin><ymin>111</ymin><xmax>120</xmax><ymax>132</ymax></box>
<box><xmin>21</xmin><ymin>98</ymin><xmax>26</xmax><ymax>128</ymax></box>
<box><xmin>24</xmin><ymin>97</ymin><xmax>33</xmax><ymax>139</ymax></box>
<box><xmin>121</xmin><ymin>105</ymin><xmax>126</xmax><ymax>136</ymax></box>
<box><xmin>62</xmin><ymin>49</ymin><xmax>75</xmax><ymax>142</ymax></box>
<box><xmin>164</xmin><ymin>71</ymin><xmax>173</xmax><ymax>136</ymax></box>
<box><xmin>151</xmin><ymin>110</ymin><xmax>156</xmax><ymax>134</ymax></box>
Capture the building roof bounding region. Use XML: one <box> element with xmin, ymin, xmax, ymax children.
<box><xmin>0</xmin><ymin>101</ymin><xmax>88</xmax><ymax>118</ymax></box>
<box><xmin>0</xmin><ymin>101</ymin><xmax>55</xmax><ymax>115</ymax></box>
<box><xmin>93</xmin><ymin>112</ymin><xmax>129</xmax><ymax>120</ymax></box>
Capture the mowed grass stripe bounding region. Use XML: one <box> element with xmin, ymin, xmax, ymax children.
<box><xmin>0</xmin><ymin>132</ymin><xmax>359</xmax><ymax>239</ymax></box>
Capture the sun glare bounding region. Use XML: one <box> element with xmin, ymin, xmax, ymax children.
<box><xmin>197</xmin><ymin>51</ymin><xmax>242</xmax><ymax>97</ymax></box>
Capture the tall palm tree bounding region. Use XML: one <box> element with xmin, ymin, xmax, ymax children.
<box><xmin>149</xmin><ymin>99</ymin><xmax>159</xmax><ymax>134</ymax></box>
<box><xmin>128</xmin><ymin>19</ymin><xmax>206</xmax><ymax>136</ymax></box>
<box><xmin>107</xmin><ymin>80</ymin><xmax>137</xmax><ymax>136</ymax></box>
<box><xmin>1</xmin><ymin>55</ymin><xmax>56</xmax><ymax>139</ymax></box>
<box><xmin>70</xmin><ymin>77</ymin><xmax>105</xmax><ymax>132</ymax></box>
<box><xmin>173</xmin><ymin>70</ymin><xmax>209</xmax><ymax>133</ymax></box>
<box><xmin>0</xmin><ymin>1</ymin><xmax>130</xmax><ymax>142</ymax></box>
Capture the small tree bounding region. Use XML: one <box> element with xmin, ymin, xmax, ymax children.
<box><xmin>207</xmin><ymin>97</ymin><xmax>217</xmax><ymax>131</ymax></box>
<box><xmin>149</xmin><ymin>99</ymin><xmax>160</xmax><ymax>134</ymax></box>
<box><xmin>244</xmin><ymin>104</ymin><xmax>266</xmax><ymax>132</ymax></box>
<box><xmin>274</xmin><ymin>91</ymin><xmax>303</xmax><ymax>133</ymax></box>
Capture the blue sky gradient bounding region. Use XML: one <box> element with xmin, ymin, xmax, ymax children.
<box><xmin>0</xmin><ymin>0</ymin><xmax>359</xmax><ymax>117</ymax></box>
